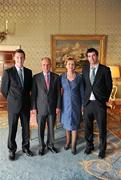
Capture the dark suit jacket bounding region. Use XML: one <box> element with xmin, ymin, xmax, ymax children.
<box><xmin>1</xmin><ymin>66</ymin><xmax>32</xmax><ymax>113</ymax></box>
<box><xmin>82</xmin><ymin>64</ymin><xmax>112</xmax><ymax>106</ymax></box>
<box><xmin>31</xmin><ymin>72</ymin><xmax>61</xmax><ymax>115</ymax></box>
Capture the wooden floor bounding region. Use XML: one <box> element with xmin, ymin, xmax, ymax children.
<box><xmin>0</xmin><ymin>111</ymin><xmax>8</xmax><ymax>128</ymax></box>
<box><xmin>0</xmin><ymin>110</ymin><xmax>121</xmax><ymax>141</ymax></box>
<box><xmin>107</xmin><ymin>108</ymin><xmax>121</xmax><ymax>140</ymax></box>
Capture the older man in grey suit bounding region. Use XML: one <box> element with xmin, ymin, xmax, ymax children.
<box><xmin>31</xmin><ymin>57</ymin><xmax>61</xmax><ymax>155</ymax></box>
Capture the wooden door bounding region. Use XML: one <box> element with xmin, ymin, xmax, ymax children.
<box><xmin>0</xmin><ymin>51</ymin><xmax>15</xmax><ymax>110</ymax></box>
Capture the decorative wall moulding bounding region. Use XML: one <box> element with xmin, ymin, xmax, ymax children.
<box><xmin>0</xmin><ymin>45</ymin><xmax>20</xmax><ymax>51</ymax></box>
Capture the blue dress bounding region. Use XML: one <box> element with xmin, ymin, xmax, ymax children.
<box><xmin>60</xmin><ymin>73</ymin><xmax>84</xmax><ymax>130</ymax></box>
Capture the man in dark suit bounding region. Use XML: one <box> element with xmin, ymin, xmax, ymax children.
<box><xmin>1</xmin><ymin>49</ymin><xmax>33</xmax><ymax>160</ymax></box>
<box><xmin>82</xmin><ymin>48</ymin><xmax>112</xmax><ymax>159</ymax></box>
<box><xmin>31</xmin><ymin>57</ymin><xmax>61</xmax><ymax>155</ymax></box>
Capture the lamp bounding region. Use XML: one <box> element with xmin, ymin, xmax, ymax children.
<box><xmin>0</xmin><ymin>20</ymin><xmax>8</xmax><ymax>42</ymax></box>
<box><xmin>108</xmin><ymin>65</ymin><xmax>120</xmax><ymax>101</ymax></box>
<box><xmin>109</xmin><ymin>65</ymin><xmax>120</xmax><ymax>79</ymax></box>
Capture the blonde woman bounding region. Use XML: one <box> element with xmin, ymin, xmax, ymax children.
<box><xmin>60</xmin><ymin>57</ymin><xmax>84</xmax><ymax>155</ymax></box>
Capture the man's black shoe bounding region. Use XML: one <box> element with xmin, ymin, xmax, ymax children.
<box><xmin>98</xmin><ymin>151</ymin><xmax>105</xmax><ymax>159</ymax></box>
<box><xmin>23</xmin><ymin>149</ymin><xmax>33</xmax><ymax>157</ymax></box>
<box><xmin>47</xmin><ymin>146</ymin><xmax>58</xmax><ymax>153</ymax></box>
<box><xmin>84</xmin><ymin>147</ymin><xmax>94</xmax><ymax>155</ymax></box>
<box><xmin>38</xmin><ymin>147</ymin><xmax>45</xmax><ymax>156</ymax></box>
<box><xmin>9</xmin><ymin>151</ymin><xmax>15</xmax><ymax>160</ymax></box>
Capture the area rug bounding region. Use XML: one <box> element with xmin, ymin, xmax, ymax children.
<box><xmin>1</xmin><ymin>113</ymin><xmax>121</xmax><ymax>180</ymax></box>
<box><xmin>0</xmin><ymin>127</ymin><xmax>97</xmax><ymax>180</ymax></box>
<box><xmin>79</xmin><ymin>132</ymin><xmax>121</xmax><ymax>180</ymax></box>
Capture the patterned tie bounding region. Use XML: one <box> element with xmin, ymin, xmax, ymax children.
<box><xmin>45</xmin><ymin>73</ymin><xmax>50</xmax><ymax>90</ymax></box>
<box><xmin>90</xmin><ymin>67</ymin><xmax>95</xmax><ymax>85</ymax></box>
<box><xmin>19</xmin><ymin>68</ymin><xmax>24</xmax><ymax>87</ymax></box>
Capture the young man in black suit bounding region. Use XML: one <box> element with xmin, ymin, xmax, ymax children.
<box><xmin>31</xmin><ymin>57</ymin><xmax>61</xmax><ymax>156</ymax></box>
<box><xmin>1</xmin><ymin>49</ymin><xmax>33</xmax><ymax>160</ymax></box>
<box><xmin>82</xmin><ymin>48</ymin><xmax>112</xmax><ymax>159</ymax></box>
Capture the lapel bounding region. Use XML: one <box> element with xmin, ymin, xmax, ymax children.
<box><xmin>49</xmin><ymin>72</ymin><xmax>52</xmax><ymax>89</ymax></box>
<box><xmin>23</xmin><ymin>67</ymin><xmax>26</xmax><ymax>87</ymax></box>
<box><xmin>85</xmin><ymin>66</ymin><xmax>91</xmax><ymax>85</ymax></box>
<box><xmin>48</xmin><ymin>72</ymin><xmax>54</xmax><ymax>93</ymax></box>
<box><xmin>64</xmin><ymin>73</ymin><xmax>71</xmax><ymax>92</ymax></box>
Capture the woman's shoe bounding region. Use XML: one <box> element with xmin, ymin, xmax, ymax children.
<box><xmin>71</xmin><ymin>148</ymin><xmax>77</xmax><ymax>155</ymax></box>
<box><xmin>64</xmin><ymin>144</ymin><xmax>70</xmax><ymax>150</ymax></box>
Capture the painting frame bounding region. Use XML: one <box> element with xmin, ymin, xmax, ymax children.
<box><xmin>51</xmin><ymin>34</ymin><xmax>106</xmax><ymax>73</ymax></box>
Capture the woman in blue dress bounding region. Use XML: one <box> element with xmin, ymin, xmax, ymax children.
<box><xmin>60</xmin><ymin>57</ymin><xmax>84</xmax><ymax>155</ymax></box>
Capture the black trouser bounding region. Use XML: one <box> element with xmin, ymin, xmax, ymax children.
<box><xmin>84</xmin><ymin>100</ymin><xmax>107</xmax><ymax>152</ymax></box>
<box><xmin>37</xmin><ymin>114</ymin><xmax>56</xmax><ymax>148</ymax></box>
<box><xmin>8</xmin><ymin>111</ymin><xmax>30</xmax><ymax>152</ymax></box>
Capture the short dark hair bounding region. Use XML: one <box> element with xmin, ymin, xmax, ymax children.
<box><xmin>14</xmin><ymin>49</ymin><xmax>25</xmax><ymax>58</ymax></box>
<box><xmin>86</xmin><ymin>48</ymin><xmax>98</xmax><ymax>57</ymax></box>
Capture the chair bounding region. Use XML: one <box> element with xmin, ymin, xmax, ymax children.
<box><xmin>107</xmin><ymin>85</ymin><xmax>118</xmax><ymax>109</ymax></box>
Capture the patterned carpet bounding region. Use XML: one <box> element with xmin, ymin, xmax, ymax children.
<box><xmin>79</xmin><ymin>133</ymin><xmax>121</xmax><ymax>180</ymax></box>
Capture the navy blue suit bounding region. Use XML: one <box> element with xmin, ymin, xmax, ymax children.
<box><xmin>1</xmin><ymin>66</ymin><xmax>32</xmax><ymax>152</ymax></box>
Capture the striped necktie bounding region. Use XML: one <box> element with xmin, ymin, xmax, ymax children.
<box><xmin>90</xmin><ymin>67</ymin><xmax>95</xmax><ymax>85</ymax></box>
<box><xmin>45</xmin><ymin>73</ymin><xmax>50</xmax><ymax>90</ymax></box>
<box><xmin>19</xmin><ymin>68</ymin><xmax>24</xmax><ymax>87</ymax></box>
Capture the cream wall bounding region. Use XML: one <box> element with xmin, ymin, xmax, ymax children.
<box><xmin>0</xmin><ymin>0</ymin><xmax>121</xmax><ymax>96</ymax></box>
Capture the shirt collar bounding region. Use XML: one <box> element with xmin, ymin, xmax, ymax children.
<box><xmin>15</xmin><ymin>65</ymin><xmax>24</xmax><ymax>72</ymax></box>
<box><xmin>90</xmin><ymin>63</ymin><xmax>99</xmax><ymax>70</ymax></box>
<box><xmin>43</xmin><ymin>72</ymin><xmax>50</xmax><ymax>76</ymax></box>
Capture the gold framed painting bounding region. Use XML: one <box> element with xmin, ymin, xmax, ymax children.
<box><xmin>51</xmin><ymin>34</ymin><xmax>106</xmax><ymax>73</ymax></box>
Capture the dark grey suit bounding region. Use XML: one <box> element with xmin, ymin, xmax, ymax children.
<box><xmin>31</xmin><ymin>72</ymin><xmax>61</xmax><ymax>148</ymax></box>
<box><xmin>1</xmin><ymin>66</ymin><xmax>32</xmax><ymax>152</ymax></box>
<box><xmin>82</xmin><ymin>64</ymin><xmax>112</xmax><ymax>152</ymax></box>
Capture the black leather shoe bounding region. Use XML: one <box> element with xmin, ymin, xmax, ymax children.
<box><xmin>84</xmin><ymin>147</ymin><xmax>94</xmax><ymax>155</ymax></box>
<box><xmin>98</xmin><ymin>151</ymin><xmax>105</xmax><ymax>159</ymax></box>
<box><xmin>38</xmin><ymin>147</ymin><xmax>45</xmax><ymax>156</ymax></box>
<box><xmin>23</xmin><ymin>149</ymin><xmax>33</xmax><ymax>157</ymax></box>
<box><xmin>48</xmin><ymin>146</ymin><xmax>58</xmax><ymax>153</ymax></box>
<box><xmin>9</xmin><ymin>151</ymin><xmax>15</xmax><ymax>160</ymax></box>
<box><xmin>64</xmin><ymin>144</ymin><xmax>70</xmax><ymax>151</ymax></box>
